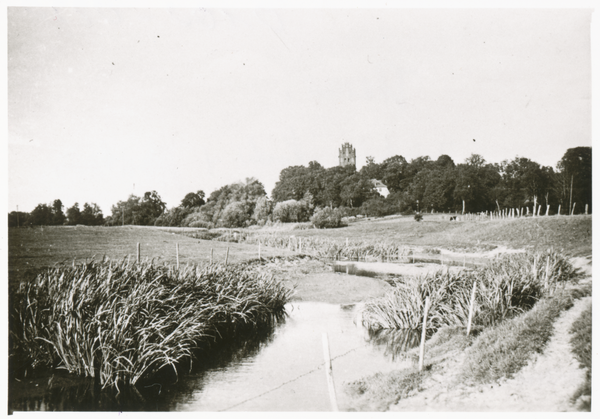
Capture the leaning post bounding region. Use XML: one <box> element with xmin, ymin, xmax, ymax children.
<box><xmin>419</xmin><ymin>296</ymin><xmax>431</xmax><ymax>372</ymax></box>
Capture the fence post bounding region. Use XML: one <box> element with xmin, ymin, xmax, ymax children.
<box><xmin>258</xmin><ymin>243</ymin><xmax>261</xmax><ymax>261</ymax></box>
<box><xmin>419</xmin><ymin>297</ymin><xmax>431</xmax><ymax>371</ymax></box>
<box><xmin>322</xmin><ymin>333</ymin><xmax>339</xmax><ymax>412</ymax></box>
<box><xmin>137</xmin><ymin>243</ymin><xmax>140</xmax><ymax>263</ymax></box>
<box><xmin>557</xmin><ymin>204</ymin><xmax>561</xmax><ymax>216</ymax></box>
<box><xmin>571</xmin><ymin>202</ymin><xmax>576</xmax><ymax>215</ymax></box>
<box><xmin>176</xmin><ymin>243</ymin><xmax>179</xmax><ymax>269</ymax></box>
<box><xmin>210</xmin><ymin>248</ymin><xmax>213</xmax><ymax>264</ymax></box>
<box><xmin>225</xmin><ymin>247</ymin><xmax>229</xmax><ymax>265</ymax></box>
<box><xmin>546</xmin><ymin>205</ymin><xmax>550</xmax><ymax>216</ymax></box>
<box><xmin>585</xmin><ymin>204</ymin><xmax>588</xmax><ymax>215</ymax></box>
<box><xmin>466</xmin><ymin>281</ymin><xmax>477</xmax><ymax>336</ymax></box>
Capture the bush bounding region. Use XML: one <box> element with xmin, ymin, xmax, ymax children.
<box><xmin>414</xmin><ymin>214</ymin><xmax>423</xmax><ymax>222</ymax></box>
<box><xmin>220</xmin><ymin>202</ymin><xmax>252</xmax><ymax>228</ymax></box>
<box><xmin>311</xmin><ymin>207</ymin><xmax>346</xmax><ymax>229</ymax></box>
<box><xmin>272</xmin><ymin>200</ymin><xmax>310</xmax><ymax>223</ymax></box>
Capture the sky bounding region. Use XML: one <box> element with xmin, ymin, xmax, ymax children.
<box><xmin>5</xmin><ymin>4</ymin><xmax>594</xmax><ymax>216</ymax></box>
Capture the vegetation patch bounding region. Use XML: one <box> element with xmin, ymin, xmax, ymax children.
<box><xmin>360</xmin><ymin>250</ymin><xmax>578</xmax><ymax>332</ymax></box>
<box><xmin>569</xmin><ymin>301</ymin><xmax>592</xmax><ymax>408</ymax></box>
<box><xmin>345</xmin><ymin>369</ymin><xmax>426</xmax><ymax>411</ymax></box>
<box><xmin>9</xmin><ymin>259</ymin><xmax>292</xmax><ymax>391</ymax></box>
<box><xmin>460</xmin><ymin>284</ymin><xmax>591</xmax><ymax>384</ymax></box>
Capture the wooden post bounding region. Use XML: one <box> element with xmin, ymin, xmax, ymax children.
<box><xmin>585</xmin><ymin>204</ymin><xmax>588</xmax><ymax>215</ymax></box>
<box><xmin>571</xmin><ymin>202</ymin><xmax>576</xmax><ymax>215</ymax></box>
<box><xmin>557</xmin><ymin>204</ymin><xmax>561</xmax><ymax>216</ymax></box>
<box><xmin>258</xmin><ymin>243</ymin><xmax>261</xmax><ymax>261</ymax></box>
<box><xmin>418</xmin><ymin>297</ymin><xmax>431</xmax><ymax>371</ymax></box>
<box><xmin>137</xmin><ymin>243</ymin><xmax>140</xmax><ymax>263</ymax></box>
<box><xmin>225</xmin><ymin>247</ymin><xmax>229</xmax><ymax>265</ymax></box>
<box><xmin>545</xmin><ymin>256</ymin><xmax>550</xmax><ymax>289</ymax></box>
<box><xmin>546</xmin><ymin>205</ymin><xmax>550</xmax><ymax>216</ymax></box>
<box><xmin>210</xmin><ymin>248</ymin><xmax>213</xmax><ymax>264</ymax></box>
<box><xmin>466</xmin><ymin>281</ymin><xmax>477</xmax><ymax>336</ymax></box>
<box><xmin>176</xmin><ymin>243</ymin><xmax>179</xmax><ymax>269</ymax></box>
<box><xmin>322</xmin><ymin>333</ymin><xmax>339</xmax><ymax>412</ymax></box>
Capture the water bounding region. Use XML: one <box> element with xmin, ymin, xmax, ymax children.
<box><xmin>10</xmin><ymin>302</ymin><xmax>420</xmax><ymax>412</ymax></box>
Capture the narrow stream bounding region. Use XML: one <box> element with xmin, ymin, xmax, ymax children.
<box><xmin>10</xmin><ymin>302</ymin><xmax>420</xmax><ymax>412</ymax></box>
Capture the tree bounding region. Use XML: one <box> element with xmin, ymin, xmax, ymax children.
<box><xmin>340</xmin><ymin>174</ymin><xmax>377</xmax><ymax>207</ymax></box>
<box><xmin>138</xmin><ymin>191</ymin><xmax>167</xmax><ymax>225</ymax></box>
<box><xmin>66</xmin><ymin>203</ymin><xmax>82</xmax><ymax>225</ymax></box>
<box><xmin>557</xmin><ymin>147</ymin><xmax>592</xmax><ymax>213</ymax></box>
<box><xmin>108</xmin><ymin>195</ymin><xmax>142</xmax><ymax>226</ymax></box>
<box><xmin>81</xmin><ymin>203</ymin><xmax>104</xmax><ymax>225</ymax></box>
<box><xmin>52</xmin><ymin>199</ymin><xmax>66</xmax><ymax>225</ymax></box>
<box><xmin>30</xmin><ymin>204</ymin><xmax>53</xmax><ymax>226</ymax></box>
<box><xmin>180</xmin><ymin>191</ymin><xmax>206</xmax><ymax>209</ymax></box>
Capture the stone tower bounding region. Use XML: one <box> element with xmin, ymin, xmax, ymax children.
<box><xmin>339</xmin><ymin>142</ymin><xmax>356</xmax><ymax>167</ymax></box>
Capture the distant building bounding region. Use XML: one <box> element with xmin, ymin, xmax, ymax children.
<box><xmin>339</xmin><ymin>143</ymin><xmax>356</xmax><ymax>167</ymax></box>
<box><xmin>371</xmin><ymin>179</ymin><xmax>389</xmax><ymax>197</ymax></box>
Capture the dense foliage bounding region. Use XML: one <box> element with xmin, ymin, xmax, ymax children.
<box><xmin>10</xmin><ymin>259</ymin><xmax>292</xmax><ymax>389</ymax></box>
<box><xmin>9</xmin><ymin>146</ymin><xmax>591</xmax><ymax>228</ymax></box>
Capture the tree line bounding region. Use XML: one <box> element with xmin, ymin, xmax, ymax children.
<box><xmin>8</xmin><ymin>146</ymin><xmax>591</xmax><ymax>228</ymax></box>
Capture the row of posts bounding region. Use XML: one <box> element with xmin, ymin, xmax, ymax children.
<box><xmin>466</xmin><ymin>202</ymin><xmax>587</xmax><ymax>222</ymax></box>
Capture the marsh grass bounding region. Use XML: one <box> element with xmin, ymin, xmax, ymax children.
<box><xmin>10</xmin><ymin>258</ymin><xmax>292</xmax><ymax>391</ymax></box>
<box><xmin>359</xmin><ymin>250</ymin><xmax>579</xmax><ymax>332</ymax></box>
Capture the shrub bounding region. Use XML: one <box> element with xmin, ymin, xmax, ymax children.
<box><xmin>272</xmin><ymin>200</ymin><xmax>310</xmax><ymax>223</ymax></box>
<box><xmin>414</xmin><ymin>214</ymin><xmax>423</xmax><ymax>222</ymax></box>
<box><xmin>311</xmin><ymin>207</ymin><xmax>346</xmax><ymax>229</ymax></box>
<box><xmin>220</xmin><ymin>202</ymin><xmax>252</xmax><ymax>228</ymax></box>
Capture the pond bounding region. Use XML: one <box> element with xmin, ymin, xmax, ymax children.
<box><xmin>9</xmin><ymin>302</ymin><xmax>421</xmax><ymax>412</ymax></box>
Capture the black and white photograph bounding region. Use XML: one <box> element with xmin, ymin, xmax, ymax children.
<box><xmin>5</xmin><ymin>1</ymin><xmax>595</xmax><ymax>414</ymax></box>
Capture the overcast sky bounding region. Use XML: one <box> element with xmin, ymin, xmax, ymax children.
<box><xmin>6</xmin><ymin>5</ymin><xmax>593</xmax><ymax>215</ymax></box>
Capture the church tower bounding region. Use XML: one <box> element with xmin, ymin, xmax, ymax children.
<box><xmin>339</xmin><ymin>143</ymin><xmax>356</xmax><ymax>167</ymax></box>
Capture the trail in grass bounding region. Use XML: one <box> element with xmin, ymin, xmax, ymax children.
<box><xmin>390</xmin><ymin>290</ymin><xmax>592</xmax><ymax>412</ymax></box>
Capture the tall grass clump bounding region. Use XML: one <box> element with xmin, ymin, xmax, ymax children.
<box><xmin>9</xmin><ymin>258</ymin><xmax>292</xmax><ymax>391</ymax></box>
<box><xmin>360</xmin><ymin>250</ymin><xmax>578</xmax><ymax>332</ymax></box>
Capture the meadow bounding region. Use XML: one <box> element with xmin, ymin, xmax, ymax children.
<box><xmin>7</xmin><ymin>214</ymin><xmax>593</xmax><ymax>408</ymax></box>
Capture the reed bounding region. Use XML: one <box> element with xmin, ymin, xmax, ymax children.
<box><xmin>359</xmin><ymin>250</ymin><xmax>578</xmax><ymax>332</ymax></box>
<box><xmin>10</xmin><ymin>258</ymin><xmax>292</xmax><ymax>391</ymax></box>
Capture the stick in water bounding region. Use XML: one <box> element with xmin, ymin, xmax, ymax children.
<box><xmin>322</xmin><ymin>333</ymin><xmax>339</xmax><ymax>412</ymax></box>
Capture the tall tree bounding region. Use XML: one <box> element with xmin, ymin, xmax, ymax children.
<box><xmin>180</xmin><ymin>190</ymin><xmax>206</xmax><ymax>209</ymax></box>
<box><xmin>557</xmin><ymin>147</ymin><xmax>592</xmax><ymax>213</ymax></box>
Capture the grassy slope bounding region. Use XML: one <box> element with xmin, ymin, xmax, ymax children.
<box><xmin>285</xmin><ymin>214</ymin><xmax>592</xmax><ymax>256</ymax></box>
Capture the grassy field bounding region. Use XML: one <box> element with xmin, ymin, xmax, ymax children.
<box><xmin>270</xmin><ymin>214</ymin><xmax>592</xmax><ymax>256</ymax></box>
<box><xmin>8</xmin><ymin>225</ymin><xmax>295</xmax><ymax>287</ymax></box>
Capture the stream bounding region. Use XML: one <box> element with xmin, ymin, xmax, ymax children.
<box><xmin>10</xmin><ymin>301</ymin><xmax>420</xmax><ymax>412</ymax></box>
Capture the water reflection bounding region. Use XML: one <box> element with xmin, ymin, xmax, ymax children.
<box><xmin>366</xmin><ymin>328</ymin><xmax>422</xmax><ymax>361</ymax></box>
<box><xmin>9</xmin><ymin>323</ymin><xmax>279</xmax><ymax>412</ymax></box>
<box><xmin>10</xmin><ymin>303</ymin><xmax>415</xmax><ymax>412</ymax></box>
